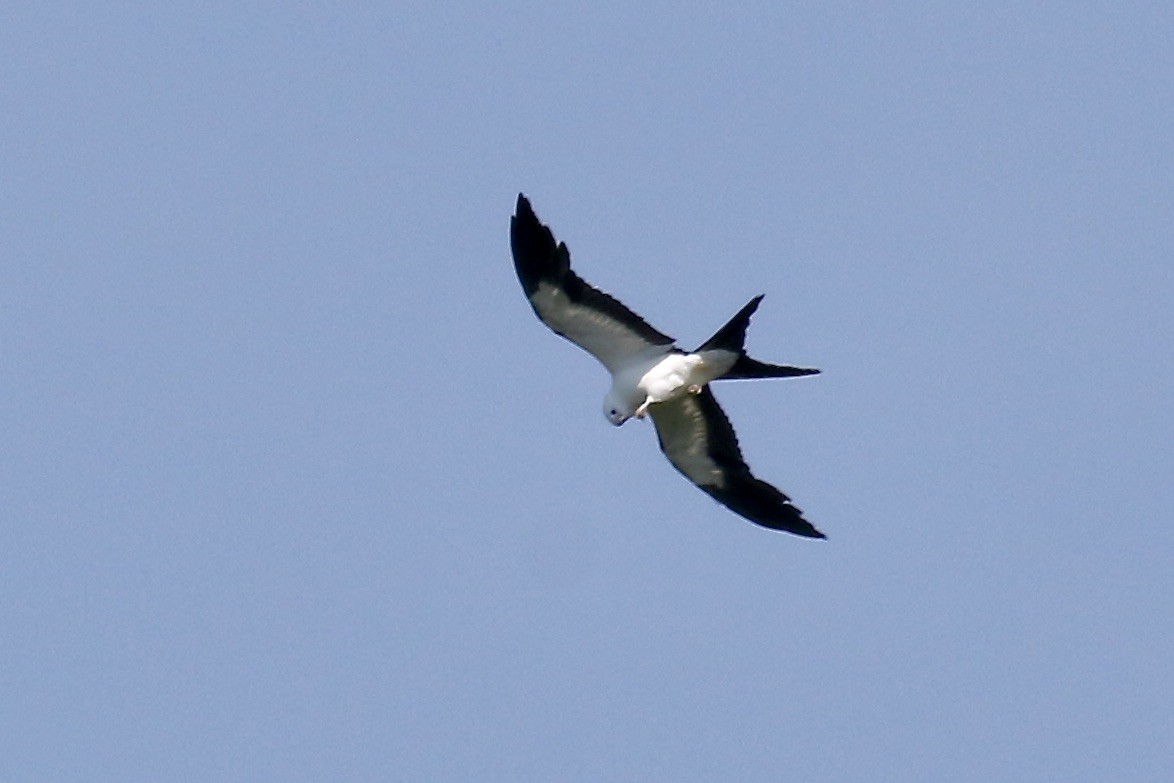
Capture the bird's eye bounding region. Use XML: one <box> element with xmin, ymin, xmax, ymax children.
<box><xmin>610</xmin><ymin>409</ymin><xmax>617</xmax><ymax>416</ymax></box>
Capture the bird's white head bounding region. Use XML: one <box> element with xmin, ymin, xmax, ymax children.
<box><xmin>602</xmin><ymin>389</ymin><xmax>635</xmax><ymax>426</ymax></box>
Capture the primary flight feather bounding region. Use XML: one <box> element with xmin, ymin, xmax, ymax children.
<box><xmin>510</xmin><ymin>194</ymin><xmax>824</xmax><ymax>539</ymax></box>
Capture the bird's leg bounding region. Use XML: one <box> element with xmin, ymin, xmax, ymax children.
<box><xmin>634</xmin><ymin>396</ymin><xmax>653</xmax><ymax>419</ymax></box>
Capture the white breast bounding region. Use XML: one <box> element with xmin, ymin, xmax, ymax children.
<box><xmin>639</xmin><ymin>353</ymin><xmax>707</xmax><ymax>403</ymax></box>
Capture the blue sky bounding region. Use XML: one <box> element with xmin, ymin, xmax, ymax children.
<box><xmin>3</xmin><ymin>2</ymin><xmax>1172</xmax><ymax>780</ymax></box>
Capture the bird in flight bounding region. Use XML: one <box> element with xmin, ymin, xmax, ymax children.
<box><xmin>510</xmin><ymin>194</ymin><xmax>824</xmax><ymax>538</ymax></box>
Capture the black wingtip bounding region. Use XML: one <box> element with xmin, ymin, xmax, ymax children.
<box><xmin>704</xmin><ymin>474</ymin><xmax>826</xmax><ymax>539</ymax></box>
<box><xmin>763</xmin><ymin>515</ymin><xmax>826</xmax><ymax>539</ymax></box>
<box><xmin>759</xmin><ymin>512</ymin><xmax>826</xmax><ymax>539</ymax></box>
<box><xmin>510</xmin><ymin>193</ymin><xmax>562</xmax><ymax>297</ymax></box>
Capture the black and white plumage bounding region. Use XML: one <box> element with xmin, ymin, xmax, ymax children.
<box><xmin>510</xmin><ymin>194</ymin><xmax>824</xmax><ymax>539</ymax></box>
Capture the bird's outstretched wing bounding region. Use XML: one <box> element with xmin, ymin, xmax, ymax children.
<box><xmin>649</xmin><ymin>387</ymin><xmax>824</xmax><ymax>538</ymax></box>
<box><xmin>510</xmin><ymin>194</ymin><xmax>674</xmax><ymax>374</ymax></box>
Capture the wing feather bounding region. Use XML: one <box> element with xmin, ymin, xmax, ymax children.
<box><xmin>510</xmin><ymin>194</ymin><xmax>674</xmax><ymax>373</ymax></box>
<box><xmin>649</xmin><ymin>388</ymin><xmax>825</xmax><ymax>538</ymax></box>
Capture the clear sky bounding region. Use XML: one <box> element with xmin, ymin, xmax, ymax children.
<box><xmin>4</xmin><ymin>2</ymin><xmax>1172</xmax><ymax>780</ymax></box>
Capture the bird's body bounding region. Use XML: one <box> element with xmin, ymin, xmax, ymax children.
<box><xmin>629</xmin><ymin>351</ymin><xmax>714</xmax><ymax>406</ymax></box>
<box><xmin>607</xmin><ymin>349</ymin><xmax>735</xmax><ymax>423</ymax></box>
<box><xmin>509</xmin><ymin>194</ymin><xmax>825</xmax><ymax>538</ymax></box>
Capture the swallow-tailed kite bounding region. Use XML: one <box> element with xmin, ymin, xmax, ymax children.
<box><xmin>510</xmin><ymin>194</ymin><xmax>824</xmax><ymax>538</ymax></box>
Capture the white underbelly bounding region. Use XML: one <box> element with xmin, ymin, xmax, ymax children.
<box><xmin>639</xmin><ymin>353</ymin><xmax>712</xmax><ymax>402</ymax></box>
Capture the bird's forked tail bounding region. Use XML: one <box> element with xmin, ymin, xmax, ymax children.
<box><xmin>695</xmin><ymin>295</ymin><xmax>820</xmax><ymax>381</ymax></box>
